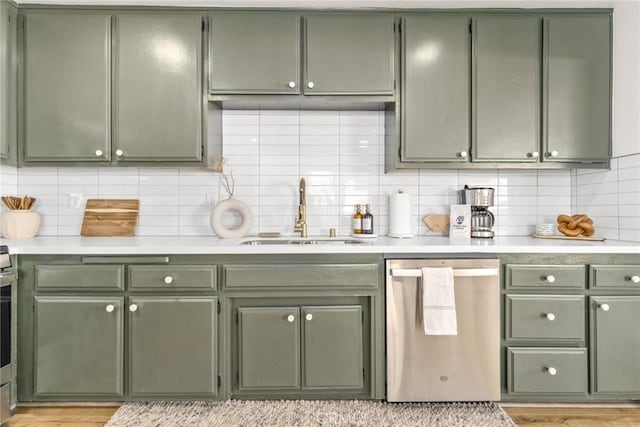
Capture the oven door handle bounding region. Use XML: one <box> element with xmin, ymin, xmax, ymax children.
<box><xmin>390</xmin><ymin>268</ymin><xmax>499</xmax><ymax>278</ymax></box>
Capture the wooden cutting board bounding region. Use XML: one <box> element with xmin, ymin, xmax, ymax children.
<box><xmin>81</xmin><ymin>199</ymin><xmax>139</xmax><ymax>237</ymax></box>
<box><xmin>532</xmin><ymin>234</ymin><xmax>606</xmax><ymax>242</ymax></box>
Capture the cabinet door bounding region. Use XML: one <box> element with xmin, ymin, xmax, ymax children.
<box><xmin>114</xmin><ymin>13</ymin><xmax>202</xmax><ymax>162</ymax></box>
<box><xmin>473</xmin><ymin>16</ymin><xmax>540</xmax><ymax>162</ymax></box>
<box><xmin>34</xmin><ymin>297</ymin><xmax>123</xmax><ymax>397</ymax></box>
<box><xmin>302</xmin><ymin>306</ymin><xmax>364</xmax><ymax>389</ymax></box>
<box><xmin>304</xmin><ymin>15</ymin><xmax>394</xmax><ymax>95</ymax></box>
<box><xmin>401</xmin><ymin>15</ymin><xmax>470</xmax><ymax>162</ymax></box>
<box><xmin>237</xmin><ymin>307</ymin><xmax>300</xmax><ymax>390</ymax></box>
<box><xmin>591</xmin><ymin>296</ymin><xmax>640</xmax><ymax>395</ymax></box>
<box><xmin>22</xmin><ymin>11</ymin><xmax>111</xmax><ymax>162</ymax></box>
<box><xmin>544</xmin><ymin>15</ymin><xmax>611</xmax><ymax>163</ymax></box>
<box><xmin>1</xmin><ymin>2</ymin><xmax>17</xmax><ymax>162</ymax></box>
<box><xmin>209</xmin><ymin>12</ymin><xmax>300</xmax><ymax>94</ymax></box>
<box><xmin>128</xmin><ymin>297</ymin><xmax>217</xmax><ymax>396</ymax></box>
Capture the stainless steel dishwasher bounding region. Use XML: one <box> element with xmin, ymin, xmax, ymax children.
<box><xmin>386</xmin><ymin>258</ymin><xmax>500</xmax><ymax>402</ymax></box>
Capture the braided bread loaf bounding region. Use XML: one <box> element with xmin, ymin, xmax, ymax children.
<box><xmin>557</xmin><ymin>214</ymin><xmax>595</xmax><ymax>237</ymax></box>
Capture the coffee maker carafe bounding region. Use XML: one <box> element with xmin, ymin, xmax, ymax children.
<box><xmin>461</xmin><ymin>185</ymin><xmax>495</xmax><ymax>238</ymax></box>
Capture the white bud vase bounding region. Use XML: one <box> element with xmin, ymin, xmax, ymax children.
<box><xmin>2</xmin><ymin>210</ymin><xmax>41</xmax><ymax>239</ymax></box>
<box><xmin>210</xmin><ymin>197</ymin><xmax>253</xmax><ymax>239</ymax></box>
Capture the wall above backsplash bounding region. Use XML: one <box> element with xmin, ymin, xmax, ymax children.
<box><xmin>0</xmin><ymin>109</ymin><xmax>579</xmax><ymax>239</ymax></box>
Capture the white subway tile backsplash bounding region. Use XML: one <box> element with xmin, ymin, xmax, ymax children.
<box><xmin>1</xmin><ymin>111</ymin><xmax>636</xmax><ymax>240</ymax></box>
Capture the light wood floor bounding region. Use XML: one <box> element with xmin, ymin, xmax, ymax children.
<box><xmin>5</xmin><ymin>405</ymin><xmax>640</xmax><ymax>426</ymax></box>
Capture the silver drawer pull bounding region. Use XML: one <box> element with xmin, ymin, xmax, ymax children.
<box><xmin>599</xmin><ymin>303</ymin><xmax>610</xmax><ymax>312</ymax></box>
<box><xmin>287</xmin><ymin>314</ymin><xmax>295</xmax><ymax>322</ymax></box>
<box><xmin>546</xmin><ymin>367</ymin><xmax>557</xmax><ymax>376</ymax></box>
<box><xmin>164</xmin><ymin>275</ymin><xmax>174</xmax><ymax>284</ymax></box>
<box><xmin>629</xmin><ymin>275</ymin><xmax>640</xmax><ymax>284</ymax></box>
<box><xmin>105</xmin><ymin>304</ymin><xmax>115</xmax><ymax>313</ymax></box>
<box><xmin>129</xmin><ymin>304</ymin><xmax>138</xmax><ymax>312</ymax></box>
<box><xmin>305</xmin><ymin>313</ymin><xmax>313</xmax><ymax>321</ymax></box>
<box><xmin>545</xmin><ymin>313</ymin><xmax>555</xmax><ymax>321</ymax></box>
<box><xmin>390</xmin><ymin>268</ymin><xmax>498</xmax><ymax>278</ymax></box>
<box><xmin>544</xmin><ymin>275</ymin><xmax>556</xmax><ymax>283</ymax></box>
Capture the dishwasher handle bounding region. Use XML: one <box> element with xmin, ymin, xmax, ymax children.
<box><xmin>390</xmin><ymin>268</ymin><xmax>499</xmax><ymax>278</ymax></box>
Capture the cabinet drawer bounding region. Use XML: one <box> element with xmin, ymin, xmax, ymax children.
<box><xmin>506</xmin><ymin>295</ymin><xmax>585</xmax><ymax>341</ymax></box>
<box><xmin>507</xmin><ymin>347</ymin><xmax>587</xmax><ymax>394</ymax></box>
<box><xmin>36</xmin><ymin>264</ymin><xmax>124</xmax><ymax>290</ymax></box>
<box><xmin>589</xmin><ymin>265</ymin><xmax>640</xmax><ymax>290</ymax></box>
<box><xmin>224</xmin><ymin>264</ymin><xmax>378</xmax><ymax>289</ymax></box>
<box><xmin>505</xmin><ymin>265</ymin><xmax>585</xmax><ymax>289</ymax></box>
<box><xmin>128</xmin><ymin>266</ymin><xmax>216</xmax><ymax>290</ymax></box>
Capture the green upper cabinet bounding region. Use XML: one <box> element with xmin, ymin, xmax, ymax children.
<box><xmin>401</xmin><ymin>15</ymin><xmax>470</xmax><ymax>162</ymax></box>
<box><xmin>22</xmin><ymin>11</ymin><xmax>111</xmax><ymax>163</ymax></box>
<box><xmin>128</xmin><ymin>296</ymin><xmax>217</xmax><ymax>397</ymax></box>
<box><xmin>113</xmin><ymin>12</ymin><xmax>203</xmax><ymax>163</ymax></box>
<box><xmin>0</xmin><ymin>1</ymin><xmax>17</xmax><ymax>163</ymax></box>
<box><xmin>301</xmin><ymin>306</ymin><xmax>364</xmax><ymax>389</ymax></box>
<box><xmin>209</xmin><ymin>12</ymin><xmax>300</xmax><ymax>94</ymax></box>
<box><xmin>303</xmin><ymin>15</ymin><xmax>394</xmax><ymax>95</ymax></box>
<box><xmin>543</xmin><ymin>14</ymin><xmax>611</xmax><ymax>163</ymax></box>
<box><xmin>472</xmin><ymin>16</ymin><xmax>540</xmax><ymax>162</ymax></box>
<box><xmin>590</xmin><ymin>296</ymin><xmax>640</xmax><ymax>395</ymax></box>
<box><xmin>34</xmin><ymin>296</ymin><xmax>123</xmax><ymax>398</ymax></box>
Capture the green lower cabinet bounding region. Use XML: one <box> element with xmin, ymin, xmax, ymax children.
<box><xmin>507</xmin><ymin>347</ymin><xmax>587</xmax><ymax>395</ymax></box>
<box><xmin>128</xmin><ymin>296</ymin><xmax>217</xmax><ymax>397</ymax></box>
<box><xmin>590</xmin><ymin>296</ymin><xmax>640</xmax><ymax>395</ymax></box>
<box><xmin>34</xmin><ymin>296</ymin><xmax>124</xmax><ymax>398</ymax></box>
<box><xmin>237</xmin><ymin>307</ymin><xmax>301</xmax><ymax>391</ymax></box>
<box><xmin>301</xmin><ymin>306</ymin><xmax>363</xmax><ymax>389</ymax></box>
<box><xmin>236</xmin><ymin>305</ymin><xmax>366</xmax><ymax>394</ymax></box>
<box><xmin>506</xmin><ymin>295</ymin><xmax>585</xmax><ymax>342</ymax></box>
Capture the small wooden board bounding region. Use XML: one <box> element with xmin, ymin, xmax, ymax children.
<box><xmin>81</xmin><ymin>199</ymin><xmax>139</xmax><ymax>237</ymax></box>
<box><xmin>532</xmin><ymin>234</ymin><xmax>606</xmax><ymax>242</ymax></box>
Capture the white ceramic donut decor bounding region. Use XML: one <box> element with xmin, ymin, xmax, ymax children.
<box><xmin>210</xmin><ymin>197</ymin><xmax>253</xmax><ymax>239</ymax></box>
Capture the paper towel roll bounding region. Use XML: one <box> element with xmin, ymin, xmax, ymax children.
<box><xmin>389</xmin><ymin>191</ymin><xmax>414</xmax><ymax>238</ymax></box>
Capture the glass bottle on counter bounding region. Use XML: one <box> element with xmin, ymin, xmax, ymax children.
<box><xmin>353</xmin><ymin>204</ymin><xmax>363</xmax><ymax>234</ymax></box>
<box><xmin>363</xmin><ymin>204</ymin><xmax>374</xmax><ymax>234</ymax></box>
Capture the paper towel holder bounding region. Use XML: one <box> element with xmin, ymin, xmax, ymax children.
<box><xmin>389</xmin><ymin>190</ymin><xmax>414</xmax><ymax>239</ymax></box>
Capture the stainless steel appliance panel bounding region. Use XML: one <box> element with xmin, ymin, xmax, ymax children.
<box><xmin>386</xmin><ymin>258</ymin><xmax>500</xmax><ymax>402</ymax></box>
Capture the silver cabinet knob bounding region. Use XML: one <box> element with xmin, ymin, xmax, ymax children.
<box><xmin>600</xmin><ymin>303</ymin><xmax>610</xmax><ymax>312</ymax></box>
<box><xmin>129</xmin><ymin>304</ymin><xmax>138</xmax><ymax>312</ymax></box>
<box><xmin>546</xmin><ymin>367</ymin><xmax>557</xmax><ymax>376</ymax></box>
<box><xmin>549</xmin><ymin>150</ymin><xmax>559</xmax><ymax>157</ymax></box>
<box><xmin>545</xmin><ymin>313</ymin><xmax>556</xmax><ymax>321</ymax></box>
<box><xmin>629</xmin><ymin>275</ymin><xmax>640</xmax><ymax>284</ymax></box>
<box><xmin>288</xmin><ymin>81</ymin><xmax>296</xmax><ymax>88</ymax></box>
<box><xmin>105</xmin><ymin>304</ymin><xmax>115</xmax><ymax>313</ymax></box>
<box><xmin>530</xmin><ymin>151</ymin><xmax>539</xmax><ymax>158</ymax></box>
<box><xmin>164</xmin><ymin>275</ymin><xmax>174</xmax><ymax>284</ymax></box>
<box><xmin>287</xmin><ymin>314</ymin><xmax>295</xmax><ymax>322</ymax></box>
<box><xmin>459</xmin><ymin>150</ymin><xmax>468</xmax><ymax>158</ymax></box>
<box><xmin>305</xmin><ymin>313</ymin><xmax>313</xmax><ymax>321</ymax></box>
<box><xmin>307</xmin><ymin>81</ymin><xmax>315</xmax><ymax>89</ymax></box>
<box><xmin>95</xmin><ymin>149</ymin><xmax>103</xmax><ymax>157</ymax></box>
<box><xmin>545</xmin><ymin>275</ymin><xmax>556</xmax><ymax>283</ymax></box>
<box><xmin>115</xmin><ymin>149</ymin><xmax>124</xmax><ymax>157</ymax></box>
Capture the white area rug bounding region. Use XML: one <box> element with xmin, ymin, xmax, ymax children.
<box><xmin>106</xmin><ymin>400</ymin><xmax>516</xmax><ymax>426</ymax></box>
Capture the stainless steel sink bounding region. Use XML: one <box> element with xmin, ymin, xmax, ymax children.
<box><xmin>241</xmin><ymin>238</ymin><xmax>365</xmax><ymax>245</ymax></box>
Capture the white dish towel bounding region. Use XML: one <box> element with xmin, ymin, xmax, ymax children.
<box><xmin>421</xmin><ymin>267</ymin><xmax>458</xmax><ymax>335</ymax></box>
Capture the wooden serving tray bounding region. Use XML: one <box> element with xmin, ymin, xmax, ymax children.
<box><xmin>81</xmin><ymin>199</ymin><xmax>139</xmax><ymax>237</ymax></box>
<box><xmin>532</xmin><ymin>234</ymin><xmax>606</xmax><ymax>242</ymax></box>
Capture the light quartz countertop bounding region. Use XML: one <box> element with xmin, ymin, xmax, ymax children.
<box><xmin>1</xmin><ymin>235</ymin><xmax>638</xmax><ymax>255</ymax></box>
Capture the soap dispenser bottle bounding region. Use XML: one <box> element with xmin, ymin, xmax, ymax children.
<box><xmin>353</xmin><ymin>204</ymin><xmax>363</xmax><ymax>234</ymax></box>
<box><xmin>363</xmin><ymin>204</ymin><xmax>374</xmax><ymax>234</ymax></box>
